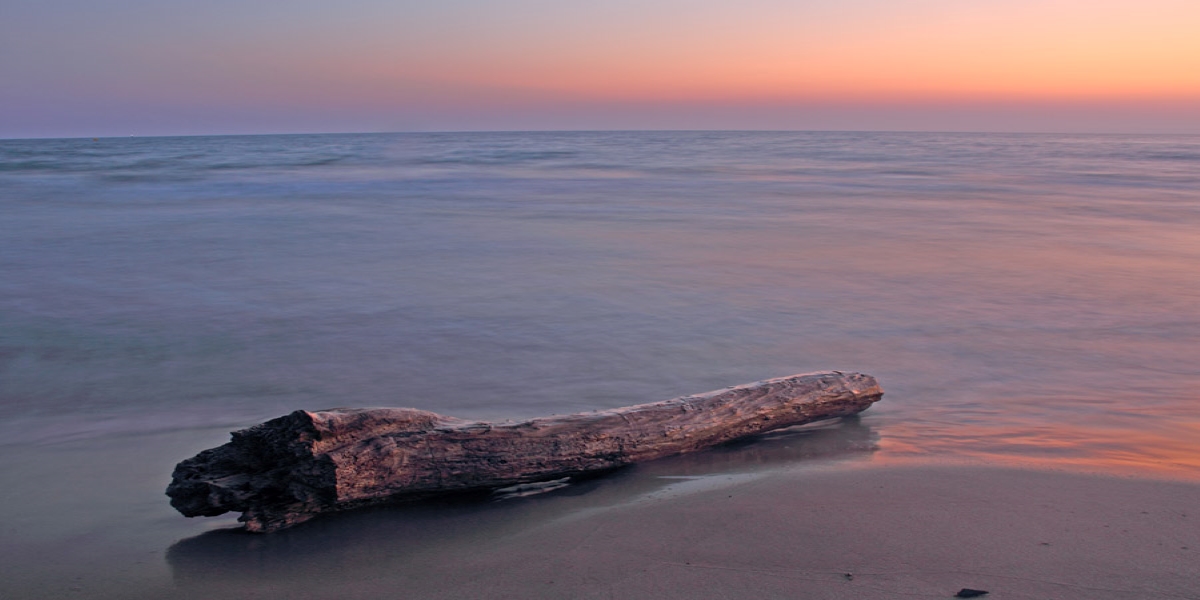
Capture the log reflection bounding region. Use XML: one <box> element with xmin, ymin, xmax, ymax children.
<box><xmin>167</xmin><ymin>416</ymin><xmax>877</xmax><ymax>592</ymax></box>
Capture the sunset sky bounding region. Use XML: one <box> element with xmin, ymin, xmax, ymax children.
<box><xmin>3</xmin><ymin>0</ymin><xmax>1199</xmax><ymax>137</ymax></box>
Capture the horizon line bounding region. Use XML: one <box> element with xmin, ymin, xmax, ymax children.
<box><xmin>8</xmin><ymin>127</ymin><xmax>1200</xmax><ymax>142</ymax></box>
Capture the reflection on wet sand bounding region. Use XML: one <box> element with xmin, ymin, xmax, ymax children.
<box><xmin>166</xmin><ymin>417</ymin><xmax>877</xmax><ymax>593</ymax></box>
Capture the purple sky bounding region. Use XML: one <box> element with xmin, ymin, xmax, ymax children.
<box><xmin>4</xmin><ymin>0</ymin><xmax>1199</xmax><ymax>138</ymax></box>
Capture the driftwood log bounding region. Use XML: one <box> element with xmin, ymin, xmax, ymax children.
<box><xmin>167</xmin><ymin>371</ymin><xmax>882</xmax><ymax>532</ymax></box>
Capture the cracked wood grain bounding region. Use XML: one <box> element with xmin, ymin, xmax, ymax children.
<box><xmin>166</xmin><ymin>371</ymin><xmax>883</xmax><ymax>532</ymax></box>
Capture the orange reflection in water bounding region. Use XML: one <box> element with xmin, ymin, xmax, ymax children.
<box><xmin>875</xmin><ymin>417</ymin><xmax>1200</xmax><ymax>481</ymax></box>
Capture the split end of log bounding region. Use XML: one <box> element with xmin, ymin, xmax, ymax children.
<box><xmin>167</xmin><ymin>371</ymin><xmax>883</xmax><ymax>532</ymax></box>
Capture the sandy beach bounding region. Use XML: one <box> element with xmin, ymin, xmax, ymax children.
<box><xmin>1</xmin><ymin>415</ymin><xmax>1196</xmax><ymax>599</ymax></box>
<box><xmin>164</xmin><ymin>460</ymin><xmax>1198</xmax><ymax>600</ymax></box>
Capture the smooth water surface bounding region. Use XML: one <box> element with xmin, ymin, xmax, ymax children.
<box><xmin>2</xmin><ymin>131</ymin><xmax>1199</xmax><ymax>597</ymax></box>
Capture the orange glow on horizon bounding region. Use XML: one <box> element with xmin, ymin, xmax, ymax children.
<box><xmin>9</xmin><ymin>0</ymin><xmax>1200</xmax><ymax>135</ymax></box>
<box><xmin>313</xmin><ymin>0</ymin><xmax>1200</xmax><ymax>107</ymax></box>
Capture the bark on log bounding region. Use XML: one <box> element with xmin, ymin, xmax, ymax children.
<box><xmin>167</xmin><ymin>371</ymin><xmax>882</xmax><ymax>532</ymax></box>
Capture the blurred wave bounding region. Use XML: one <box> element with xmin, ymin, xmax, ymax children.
<box><xmin>1</xmin><ymin>131</ymin><xmax>1199</xmax><ymax>478</ymax></box>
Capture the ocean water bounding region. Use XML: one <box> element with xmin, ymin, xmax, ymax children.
<box><xmin>2</xmin><ymin>131</ymin><xmax>1200</xmax><ymax>597</ymax></box>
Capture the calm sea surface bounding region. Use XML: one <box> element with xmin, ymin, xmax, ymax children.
<box><xmin>2</xmin><ymin>131</ymin><xmax>1199</xmax><ymax>597</ymax></box>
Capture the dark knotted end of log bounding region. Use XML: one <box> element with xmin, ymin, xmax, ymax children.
<box><xmin>167</xmin><ymin>371</ymin><xmax>883</xmax><ymax>532</ymax></box>
<box><xmin>167</xmin><ymin>410</ymin><xmax>333</xmax><ymax>531</ymax></box>
<box><xmin>166</xmin><ymin>407</ymin><xmax>463</xmax><ymax>531</ymax></box>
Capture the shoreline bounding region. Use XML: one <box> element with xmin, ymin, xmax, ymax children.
<box><xmin>3</xmin><ymin>422</ymin><xmax>1198</xmax><ymax>599</ymax></box>
<box><xmin>162</xmin><ymin>461</ymin><xmax>1198</xmax><ymax>600</ymax></box>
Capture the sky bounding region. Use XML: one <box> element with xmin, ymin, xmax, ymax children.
<box><xmin>2</xmin><ymin>0</ymin><xmax>1199</xmax><ymax>137</ymax></box>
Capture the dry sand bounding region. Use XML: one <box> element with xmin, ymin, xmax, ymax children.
<box><xmin>164</xmin><ymin>463</ymin><xmax>1199</xmax><ymax>600</ymax></box>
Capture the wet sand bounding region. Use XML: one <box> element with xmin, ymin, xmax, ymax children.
<box><xmin>2</xmin><ymin>418</ymin><xmax>1198</xmax><ymax>600</ymax></box>
<box><xmin>159</xmin><ymin>464</ymin><xmax>1199</xmax><ymax>600</ymax></box>
<box><xmin>3</xmin><ymin>418</ymin><xmax>1198</xmax><ymax>600</ymax></box>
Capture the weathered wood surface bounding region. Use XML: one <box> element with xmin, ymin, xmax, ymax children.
<box><xmin>167</xmin><ymin>371</ymin><xmax>882</xmax><ymax>532</ymax></box>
